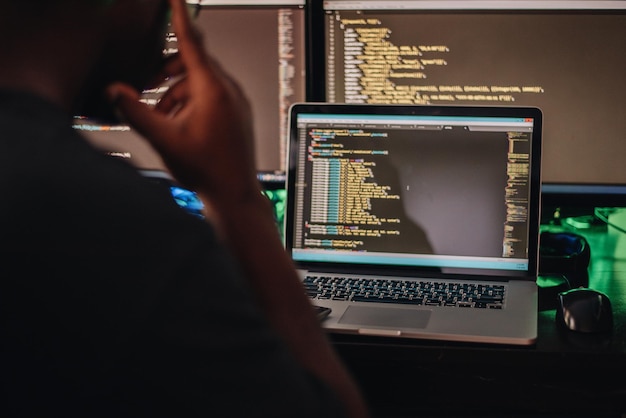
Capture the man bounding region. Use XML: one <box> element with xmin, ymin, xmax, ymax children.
<box><xmin>0</xmin><ymin>0</ymin><xmax>369</xmax><ymax>417</ymax></box>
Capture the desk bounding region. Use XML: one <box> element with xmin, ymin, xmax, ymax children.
<box><xmin>330</xmin><ymin>215</ymin><xmax>626</xmax><ymax>418</ymax></box>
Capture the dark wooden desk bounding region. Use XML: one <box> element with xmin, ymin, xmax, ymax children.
<box><xmin>330</xmin><ymin>218</ymin><xmax>626</xmax><ymax>418</ymax></box>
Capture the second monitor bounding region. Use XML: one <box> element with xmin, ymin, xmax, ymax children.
<box><xmin>76</xmin><ymin>0</ymin><xmax>308</xmax><ymax>175</ymax></box>
<box><xmin>309</xmin><ymin>0</ymin><xmax>626</xmax><ymax>187</ymax></box>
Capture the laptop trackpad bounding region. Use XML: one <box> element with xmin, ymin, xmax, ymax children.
<box><xmin>339</xmin><ymin>306</ymin><xmax>431</xmax><ymax>328</ymax></box>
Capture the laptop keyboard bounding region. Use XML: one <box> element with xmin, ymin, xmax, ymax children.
<box><xmin>304</xmin><ymin>275</ymin><xmax>505</xmax><ymax>309</ymax></box>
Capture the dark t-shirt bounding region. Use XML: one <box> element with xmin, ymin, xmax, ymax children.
<box><xmin>0</xmin><ymin>90</ymin><xmax>344</xmax><ymax>418</ymax></box>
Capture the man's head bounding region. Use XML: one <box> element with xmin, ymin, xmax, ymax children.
<box><xmin>0</xmin><ymin>0</ymin><xmax>171</xmax><ymax>120</ymax></box>
<box><xmin>81</xmin><ymin>0</ymin><xmax>173</xmax><ymax>122</ymax></box>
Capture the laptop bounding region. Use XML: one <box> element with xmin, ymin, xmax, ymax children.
<box><xmin>285</xmin><ymin>103</ymin><xmax>542</xmax><ymax>345</ymax></box>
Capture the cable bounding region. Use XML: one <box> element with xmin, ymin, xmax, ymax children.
<box><xmin>594</xmin><ymin>207</ymin><xmax>626</xmax><ymax>235</ymax></box>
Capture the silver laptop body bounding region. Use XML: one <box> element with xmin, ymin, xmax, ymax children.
<box><xmin>285</xmin><ymin>103</ymin><xmax>542</xmax><ymax>345</ymax></box>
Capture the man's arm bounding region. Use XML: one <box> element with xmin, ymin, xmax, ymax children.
<box><xmin>105</xmin><ymin>0</ymin><xmax>369</xmax><ymax>417</ymax></box>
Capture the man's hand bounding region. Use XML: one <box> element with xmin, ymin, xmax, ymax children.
<box><xmin>106</xmin><ymin>0</ymin><xmax>260</xmax><ymax>207</ymax></box>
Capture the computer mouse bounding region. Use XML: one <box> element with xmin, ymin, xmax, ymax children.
<box><xmin>556</xmin><ymin>288</ymin><xmax>613</xmax><ymax>333</ymax></box>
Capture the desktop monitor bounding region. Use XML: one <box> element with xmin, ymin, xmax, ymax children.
<box><xmin>75</xmin><ymin>0</ymin><xmax>308</xmax><ymax>175</ymax></box>
<box><xmin>309</xmin><ymin>0</ymin><xmax>626</xmax><ymax>195</ymax></box>
<box><xmin>259</xmin><ymin>170</ymin><xmax>288</xmax><ymax>242</ymax></box>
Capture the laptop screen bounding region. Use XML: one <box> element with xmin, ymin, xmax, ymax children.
<box><xmin>286</xmin><ymin>104</ymin><xmax>542</xmax><ymax>279</ymax></box>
